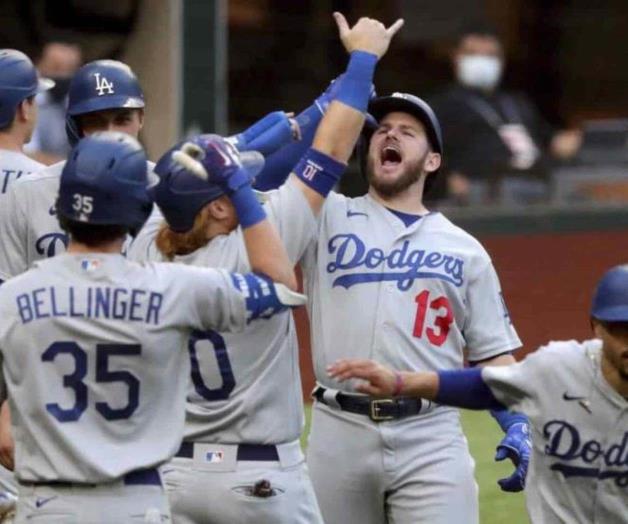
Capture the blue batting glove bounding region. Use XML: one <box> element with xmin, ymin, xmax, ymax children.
<box><xmin>174</xmin><ymin>134</ymin><xmax>253</xmax><ymax>194</ymax></box>
<box><xmin>495</xmin><ymin>422</ymin><xmax>531</xmax><ymax>492</ymax></box>
<box><xmin>230</xmin><ymin>111</ymin><xmax>297</xmax><ymax>156</ymax></box>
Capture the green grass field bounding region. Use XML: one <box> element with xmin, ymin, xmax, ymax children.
<box><xmin>301</xmin><ymin>405</ymin><xmax>529</xmax><ymax>524</ymax></box>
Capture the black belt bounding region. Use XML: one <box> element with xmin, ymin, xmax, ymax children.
<box><xmin>313</xmin><ymin>386</ymin><xmax>425</xmax><ymax>422</ymax></box>
<box><xmin>20</xmin><ymin>467</ymin><xmax>161</xmax><ymax>488</ymax></box>
<box><xmin>175</xmin><ymin>442</ymin><xmax>279</xmax><ymax>461</ymax></box>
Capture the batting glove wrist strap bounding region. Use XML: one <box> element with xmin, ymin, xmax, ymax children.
<box><xmin>293</xmin><ymin>148</ymin><xmax>346</xmax><ymax>197</ymax></box>
<box><xmin>229</xmin><ymin>183</ymin><xmax>267</xmax><ymax>229</ymax></box>
<box><xmin>335</xmin><ymin>51</ymin><xmax>378</xmax><ymax>112</ymax></box>
<box><xmin>490</xmin><ymin>408</ymin><xmax>529</xmax><ymax>432</ymax></box>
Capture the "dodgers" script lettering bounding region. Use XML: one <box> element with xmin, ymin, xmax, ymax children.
<box><xmin>326</xmin><ymin>234</ymin><xmax>465</xmax><ymax>290</ymax></box>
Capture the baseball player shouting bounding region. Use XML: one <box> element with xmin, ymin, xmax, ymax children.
<box><xmin>328</xmin><ymin>264</ymin><xmax>628</xmax><ymax>524</ymax></box>
<box><xmin>297</xmin><ymin>32</ymin><xmax>529</xmax><ymax>524</ymax></box>
<box><xmin>0</xmin><ymin>131</ymin><xmax>305</xmax><ymax>524</ymax></box>
<box><xmin>127</xmin><ymin>12</ymin><xmax>402</xmax><ymax>524</ymax></box>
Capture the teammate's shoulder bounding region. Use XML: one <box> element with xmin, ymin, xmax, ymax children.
<box><xmin>0</xmin><ymin>261</ymin><xmax>44</xmax><ymax>296</ymax></box>
<box><xmin>426</xmin><ymin>212</ymin><xmax>490</xmax><ymax>253</ymax></box>
<box><xmin>534</xmin><ymin>338</ymin><xmax>600</xmax><ymax>361</ymax></box>
<box><xmin>11</xmin><ymin>160</ymin><xmax>64</xmax><ymax>188</ymax></box>
<box><xmin>0</xmin><ymin>150</ymin><xmax>46</xmax><ymax>173</ymax></box>
<box><xmin>316</xmin><ymin>190</ymin><xmax>357</xmax><ymax>217</ymax></box>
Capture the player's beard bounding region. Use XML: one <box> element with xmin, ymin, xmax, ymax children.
<box><xmin>367</xmin><ymin>150</ymin><xmax>428</xmax><ymax>198</ymax></box>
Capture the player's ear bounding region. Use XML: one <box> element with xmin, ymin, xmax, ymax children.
<box><xmin>15</xmin><ymin>97</ymin><xmax>33</xmax><ymax>123</ymax></box>
<box><xmin>591</xmin><ymin>318</ymin><xmax>603</xmax><ymax>338</ymax></box>
<box><xmin>424</xmin><ymin>152</ymin><xmax>441</xmax><ymax>174</ymax></box>
<box><xmin>206</xmin><ymin>196</ymin><xmax>232</xmax><ymax>221</ymax></box>
<box><xmin>136</xmin><ymin>109</ymin><xmax>145</xmax><ymax>130</ymax></box>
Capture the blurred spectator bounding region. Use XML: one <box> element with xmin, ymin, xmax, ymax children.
<box><xmin>26</xmin><ymin>42</ymin><xmax>82</xmax><ymax>164</ymax></box>
<box><xmin>430</xmin><ymin>27</ymin><xmax>581</xmax><ymax>206</ymax></box>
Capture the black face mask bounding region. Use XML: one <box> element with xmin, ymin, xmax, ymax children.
<box><xmin>48</xmin><ymin>76</ymin><xmax>72</xmax><ymax>103</ymax></box>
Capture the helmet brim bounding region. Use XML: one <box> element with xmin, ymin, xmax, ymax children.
<box><xmin>67</xmin><ymin>95</ymin><xmax>145</xmax><ymax>116</ymax></box>
<box><xmin>592</xmin><ymin>306</ymin><xmax>628</xmax><ymax>323</ymax></box>
<box><xmin>37</xmin><ymin>77</ymin><xmax>55</xmax><ymax>92</ymax></box>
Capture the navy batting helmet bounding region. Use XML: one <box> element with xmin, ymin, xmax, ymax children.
<box><xmin>0</xmin><ymin>49</ymin><xmax>53</xmax><ymax>128</ymax></box>
<box><xmin>359</xmin><ymin>92</ymin><xmax>443</xmax><ymax>194</ymax></box>
<box><xmin>66</xmin><ymin>60</ymin><xmax>145</xmax><ymax>145</ymax></box>
<box><xmin>57</xmin><ymin>131</ymin><xmax>153</xmax><ymax>236</ymax></box>
<box><xmin>151</xmin><ymin>135</ymin><xmax>264</xmax><ymax>233</ymax></box>
<box><xmin>591</xmin><ymin>265</ymin><xmax>628</xmax><ymax>322</ymax></box>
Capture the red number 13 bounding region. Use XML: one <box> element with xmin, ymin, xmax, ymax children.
<box><xmin>413</xmin><ymin>290</ymin><xmax>454</xmax><ymax>346</ymax></box>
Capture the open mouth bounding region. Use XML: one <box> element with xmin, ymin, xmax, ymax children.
<box><xmin>380</xmin><ymin>145</ymin><xmax>402</xmax><ymax>167</ymax></box>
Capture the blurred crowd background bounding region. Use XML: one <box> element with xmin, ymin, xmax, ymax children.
<box><xmin>1</xmin><ymin>0</ymin><xmax>627</xmax><ymax>212</ymax></box>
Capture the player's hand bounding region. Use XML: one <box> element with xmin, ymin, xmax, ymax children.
<box><xmin>327</xmin><ymin>359</ymin><xmax>399</xmax><ymax>397</ymax></box>
<box><xmin>333</xmin><ymin>12</ymin><xmax>404</xmax><ymax>59</ymax></box>
<box><xmin>172</xmin><ymin>134</ymin><xmax>259</xmax><ymax>194</ymax></box>
<box><xmin>0</xmin><ymin>402</ymin><xmax>14</xmax><ymax>471</ymax></box>
<box><xmin>495</xmin><ymin>422</ymin><xmax>531</xmax><ymax>492</ymax></box>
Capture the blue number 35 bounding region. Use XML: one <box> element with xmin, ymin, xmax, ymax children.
<box><xmin>41</xmin><ymin>341</ymin><xmax>141</xmax><ymax>422</ymax></box>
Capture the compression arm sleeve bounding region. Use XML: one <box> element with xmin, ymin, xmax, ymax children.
<box><xmin>435</xmin><ymin>368</ymin><xmax>507</xmax><ymax>410</ymax></box>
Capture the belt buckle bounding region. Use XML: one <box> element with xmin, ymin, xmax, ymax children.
<box><xmin>369</xmin><ymin>399</ymin><xmax>395</xmax><ymax>422</ymax></box>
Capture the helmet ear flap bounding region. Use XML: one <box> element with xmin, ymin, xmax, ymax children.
<box><xmin>65</xmin><ymin>116</ymin><xmax>82</xmax><ymax>146</ymax></box>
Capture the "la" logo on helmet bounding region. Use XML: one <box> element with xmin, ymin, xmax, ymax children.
<box><xmin>94</xmin><ymin>73</ymin><xmax>114</xmax><ymax>96</ymax></box>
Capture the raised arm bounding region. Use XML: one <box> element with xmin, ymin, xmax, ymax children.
<box><xmin>291</xmin><ymin>13</ymin><xmax>403</xmax><ymax>215</ymax></box>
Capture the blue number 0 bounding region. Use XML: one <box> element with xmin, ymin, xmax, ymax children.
<box><xmin>188</xmin><ymin>330</ymin><xmax>235</xmax><ymax>401</ymax></box>
<box><xmin>41</xmin><ymin>342</ymin><xmax>141</xmax><ymax>422</ymax></box>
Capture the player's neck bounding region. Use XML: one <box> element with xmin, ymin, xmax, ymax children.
<box><xmin>0</xmin><ymin>131</ymin><xmax>26</xmax><ymax>152</ymax></box>
<box><xmin>600</xmin><ymin>354</ymin><xmax>628</xmax><ymax>399</ymax></box>
<box><xmin>67</xmin><ymin>238</ymin><xmax>125</xmax><ymax>255</ymax></box>
<box><xmin>206</xmin><ymin>220</ymin><xmax>234</xmax><ymax>241</ymax></box>
<box><xmin>368</xmin><ymin>184</ymin><xmax>429</xmax><ymax>215</ymax></box>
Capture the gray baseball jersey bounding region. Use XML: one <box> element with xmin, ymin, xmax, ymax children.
<box><xmin>0</xmin><ymin>149</ymin><xmax>45</xmax><ymax>497</ymax></box>
<box><xmin>302</xmin><ymin>192</ymin><xmax>521</xmax><ymax>387</ymax></box>
<box><xmin>0</xmin><ymin>160</ymin><xmax>157</xmax><ymax>281</ymax></box>
<box><xmin>0</xmin><ymin>150</ymin><xmax>43</xmax><ymax>199</ymax></box>
<box><xmin>303</xmin><ymin>192</ymin><xmax>520</xmax><ymax>524</ymax></box>
<box><xmin>128</xmin><ymin>180</ymin><xmax>317</xmax><ymax>444</ymax></box>
<box><xmin>0</xmin><ymin>253</ymin><xmax>250</xmax><ymax>483</ymax></box>
<box><xmin>483</xmin><ymin>339</ymin><xmax>627</xmax><ymax>524</ymax></box>
<box><xmin>129</xmin><ymin>179</ymin><xmax>324</xmax><ymax>524</ymax></box>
